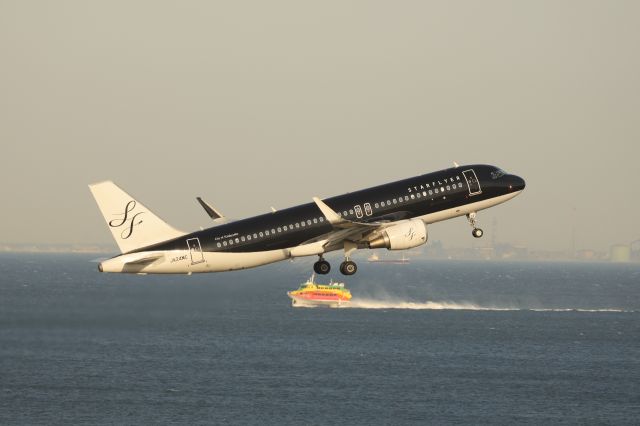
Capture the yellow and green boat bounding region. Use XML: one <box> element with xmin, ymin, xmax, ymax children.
<box><xmin>288</xmin><ymin>274</ymin><xmax>352</xmax><ymax>308</ymax></box>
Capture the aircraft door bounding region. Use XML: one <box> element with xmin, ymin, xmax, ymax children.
<box><xmin>187</xmin><ymin>238</ymin><xmax>205</xmax><ymax>264</ymax></box>
<box><xmin>463</xmin><ymin>169</ymin><xmax>482</xmax><ymax>196</ymax></box>
<box><xmin>354</xmin><ymin>205</ymin><xmax>364</xmax><ymax>219</ymax></box>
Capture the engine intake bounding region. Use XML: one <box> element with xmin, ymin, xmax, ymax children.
<box><xmin>368</xmin><ymin>218</ymin><xmax>428</xmax><ymax>250</ymax></box>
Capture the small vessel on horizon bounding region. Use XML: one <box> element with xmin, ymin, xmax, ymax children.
<box><xmin>367</xmin><ymin>253</ymin><xmax>410</xmax><ymax>264</ymax></box>
<box><xmin>287</xmin><ymin>274</ymin><xmax>352</xmax><ymax>308</ymax></box>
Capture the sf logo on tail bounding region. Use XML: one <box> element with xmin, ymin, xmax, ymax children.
<box><xmin>109</xmin><ymin>201</ymin><xmax>144</xmax><ymax>239</ymax></box>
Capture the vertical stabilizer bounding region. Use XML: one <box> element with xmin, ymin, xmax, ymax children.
<box><xmin>89</xmin><ymin>181</ymin><xmax>185</xmax><ymax>253</ymax></box>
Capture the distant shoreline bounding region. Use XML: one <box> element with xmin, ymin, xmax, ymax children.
<box><xmin>0</xmin><ymin>245</ymin><xmax>114</xmax><ymax>255</ymax></box>
<box><xmin>0</xmin><ymin>248</ymin><xmax>637</xmax><ymax>264</ymax></box>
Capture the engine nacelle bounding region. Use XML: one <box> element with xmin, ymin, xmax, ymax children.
<box><xmin>368</xmin><ymin>218</ymin><xmax>428</xmax><ymax>250</ymax></box>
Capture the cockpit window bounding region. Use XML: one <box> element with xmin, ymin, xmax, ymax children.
<box><xmin>491</xmin><ymin>169</ymin><xmax>506</xmax><ymax>179</ymax></box>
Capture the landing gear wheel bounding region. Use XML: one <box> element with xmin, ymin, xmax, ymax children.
<box><xmin>339</xmin><ymin>260</ymin><xmax>357</xmax><ymax>276</ymax></box>
<box><xmin>313</xmin><ymin>260</ymin><xmax>331</xmax><ymax>275</ymax></box>
<box><xmin>467</xmin><ymin>213</ymin><xmax>483</xmax><ymax>238</ymax></box>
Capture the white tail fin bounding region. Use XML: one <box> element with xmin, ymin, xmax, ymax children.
<box><xmin>89</xmin><ymin>181</ymin><xmax>185</xmax><ymax>253</ymax></box>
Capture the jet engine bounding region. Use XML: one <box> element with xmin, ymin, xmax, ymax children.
<box><xmin>368</xmin><ymin>218</ymin><xmax>428</xmax><ymax>250</ymax></box>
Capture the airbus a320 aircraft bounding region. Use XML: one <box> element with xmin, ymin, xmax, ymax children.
<box><xmin>89</xmin><ymin>164</ymin><xmax>525</xmax><ymax>275</ymax></box>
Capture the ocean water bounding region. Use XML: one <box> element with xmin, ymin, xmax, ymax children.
<box><xmin>1</xmin><ymin>253</ymin><xmax>639</xmax><ymax>425</ymax></box>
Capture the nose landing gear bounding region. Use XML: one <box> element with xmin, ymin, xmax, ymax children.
<box><xmin>467</xmin><ymin>212</ymin><xmax>484</xmax><ymax>238</ymax></box>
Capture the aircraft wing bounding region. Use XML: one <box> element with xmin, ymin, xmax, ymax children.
<box><xmin>297</xmin><ymin>197</ymin><xmax>398</xmax><ymax>253</ymax></box>
<box><xmin>312</xmin><ymin>197</ymin><xmax>384</xmax><ymax>229</ymax></box>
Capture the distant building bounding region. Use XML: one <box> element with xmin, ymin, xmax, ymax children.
<box><xmin>576</xmin><ymin>249</ymin><xmax>597</xmax><ymax>261</ymax></box>
<box><xmin>610</xmin><ymin>245</ymin><xmax>631</xmax><ymax>263</ymax></box>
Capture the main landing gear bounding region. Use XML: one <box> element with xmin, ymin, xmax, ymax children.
<box><xmin>313</xmin><ymin>257</ymin><xmax>358</xmax><ymax>276</ymax></box>
<box><xmin>313</xmin><ymin>258</ymin><xmax>358</xmax><ymax>276</ymax></box>
<box><xmin>312</xmin><ymin>241</ymin><xmax>360</xmax><ymax>276</ymax></box>
<box><xmin>339</xmin><ymin>241</ymin><xmax>358</xmax><ymax>276</ymax></box>
<box><xmin>313</xmin><ymin>257</ymin><xmax>331</xmax><ymax>274</ymax></box>
<box><xmin>467</xmin><ymin>212</ymin><xmax>484</xmax><ymax>238</ymax></box>
<box><xmin>339</xmin><ymin>260</ymin><xmax>357</xmax><ymax>276</ymax></box>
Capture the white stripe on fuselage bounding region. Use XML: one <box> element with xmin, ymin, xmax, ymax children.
<box><xmin>419</xmin><ymin>190</ymin><xmax>522</xmax><ymax>225</ymax></box>
<box><xmin>100</xmin><ymin>191</ymin><xmax>522</xmax><ymax>274</ymax></box>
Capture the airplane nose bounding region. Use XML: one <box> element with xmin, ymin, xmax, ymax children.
<box><xmin>510</xmin><ymin>175</ymin><xmax>526</xmax><ymax>191</ymax></box>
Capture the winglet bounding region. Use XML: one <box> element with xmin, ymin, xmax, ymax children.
<box><xmin>312</xmin><ymin>197</ymin><xmax>342</xmax><ymax>225</ymax></box>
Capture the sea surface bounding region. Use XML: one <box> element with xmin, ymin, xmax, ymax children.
<box><xmin>1</xmin><ymin>253</ymin><xmax>639</xmax><ymax>425</ymax></box>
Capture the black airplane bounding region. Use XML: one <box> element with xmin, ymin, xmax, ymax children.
<box><xmin>89</xmin><ymin>164</ymin><xmax>525</xmax><ymax>274</ymax></box>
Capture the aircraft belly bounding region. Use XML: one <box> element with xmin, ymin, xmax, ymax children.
<box><xmin>101</xmin><ymin>248</ymin><xmax>292</xmax><ymax>274</ymax></box>
<box><xmin>201</xmin><ymin>249</ymin><xmax>290</xmax><ymax>272</ymax></box>
<box><xmin>420</xmin><ymin>191</ymin><xmax>522</xmax><ymax>224</ymax></box>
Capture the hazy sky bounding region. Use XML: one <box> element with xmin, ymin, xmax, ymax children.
<box><xmin>1</xmin><ymin>1</ymin><xmax>638</xmax><ymax>252</ymax></box>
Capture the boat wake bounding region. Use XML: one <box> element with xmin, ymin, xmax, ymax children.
<box><xmin>347</xmin><ymin>299</ymin><xmax>514</xmax><ymax>310</ymax></box>
<box><xmin>345</xmin><ymin>299</ymin><xmax>634</xmax><ymax>312</ymax></box>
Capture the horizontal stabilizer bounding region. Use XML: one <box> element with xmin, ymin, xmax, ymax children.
<box><xmin>123</xmin><ymin>252</ymin><xmax>165</xmax><ymax>265</ymax></box>
<box><xmin>196</xmin><ymin>197</ymin><xmax>225</xmax><ymax>220</ymax></box>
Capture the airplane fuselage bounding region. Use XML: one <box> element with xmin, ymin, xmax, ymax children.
<box><xmin>95</xmin><ymin>164</ymin><xmax>525</xmax><ymax>274</ymax></box>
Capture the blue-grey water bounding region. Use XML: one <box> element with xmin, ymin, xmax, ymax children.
<box><xmin>1</xmin><ymin>253</ymin><xmax>639</xmax><ymax>425</ymax></box>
